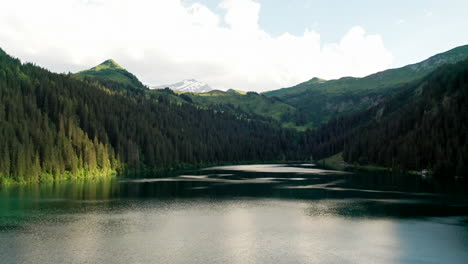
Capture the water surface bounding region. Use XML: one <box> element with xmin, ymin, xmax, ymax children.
<box><xmin>1</xmin><ymin>164</ymin><xmax>467</xmax><ymax>263</ymax></box>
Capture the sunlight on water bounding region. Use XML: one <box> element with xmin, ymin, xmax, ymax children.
<box><xmin>204</xmin><ymin>164</ymin><xmax>348</xmax><ymax>174</ymax></box>
<box><xmin>0</xmin><ymin>164</ymin><xmax>467</xmax><ymax>264</ymax></box>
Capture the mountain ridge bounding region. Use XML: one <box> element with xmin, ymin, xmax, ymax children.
<box><xmin>301</xmin><ymin>57</ymin><xmax>468</xmax><ymax>179</ymax></box>
<box><xmin>264</xmin><ymin>44</ymin><xmax>468</xmax><ymax>128</ymax></box>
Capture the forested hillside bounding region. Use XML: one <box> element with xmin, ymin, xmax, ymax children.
<box><xmin>0</xmin><ymin>49</ymin><xmax>303</xmax><ymax>184</ymax></box>
<box><xmin>302</xmin><ymin>80</ymin><xmax>419</xmax><ymax>161</ymax></box>
<box><xmin>300</xmin><ymin>58</ymin><xmax>468</xmax><ymax>179</ymax></box>
<box><xmin>1</xmin><ymin>44</ymin><xmax>467</xmax><ymax>184</ymax></box>
<box><xmin>264</xmin><ymin>45</ymin><xmax>468</xmax><ymax>128</ymax></box>
<box><xmin>344</xmin><ymin>59</ymin><xmax>468</xmax><ymax>178</ymax></box>
<box><xmin>78</xmin><ymin>61</ymin><xmax>299</xmax><ymax>125</ymax></box>
<box><xmin>186</xmin><ymin>90</ymin><xmax>298</xmax><ymax>127</ymax></box>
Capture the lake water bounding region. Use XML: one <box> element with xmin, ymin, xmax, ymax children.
<box><xmin>1</xmin><ymin>164</ymin><xmax>467</xmax><ymax>263</ymax></box>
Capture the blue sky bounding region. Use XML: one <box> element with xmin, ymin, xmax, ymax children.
<box><xmin>1</xmin><ymin>0</ymin><xmax>467</xmax><ymax>91</ymax></box>
<box><xmin>189</xmin><ymin>0</ymin><xmax>468</xmax><ymax>68</ymax></box>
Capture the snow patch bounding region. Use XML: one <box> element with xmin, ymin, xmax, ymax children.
<box><xmin>152</xmin><ymin>79</ymin><xmax>213</xmax><ymax>93</ymax></box>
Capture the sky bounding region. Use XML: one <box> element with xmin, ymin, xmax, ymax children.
<box><xmin>1</xmin><ymin>0</ymin><xmax>467</xmax><ymax>92</ymax></box>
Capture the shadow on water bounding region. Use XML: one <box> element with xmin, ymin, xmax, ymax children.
<box><xmin>1</xmin><ymin>164</ymin><xmax>468</xmax><ymax>264</ymax></box>
<box><xmin>118</xmin><ymin>163</ymin><xmax>468</xmax><ymax>219</ymax></box>
<box><xmin>1</xmin><ymin>164</ymin><xmax>467</xmax><ymax>220</ymax></box>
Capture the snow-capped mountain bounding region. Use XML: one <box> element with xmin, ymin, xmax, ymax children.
<box><xmin>152</xmin><ymin>79</ymin><xmax>213</xmax><ymax>93</ymax></box>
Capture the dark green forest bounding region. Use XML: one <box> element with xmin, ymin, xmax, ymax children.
<box><xmin>264</xmin><ymin>45</ymin><xmax>468</xmax><ymax>128</ymax></box>
<box><xmin>0</xmin><ymin>49</ymin><xmax>303</xmax><ymax>184</ymax></box>
<box><xmin>344</xmin><ymin>60</ymin><xmax>468</xmax><ymax>178</ymax></box>
<box><xmin>1</xmin><ymin>46</ymin><xmax>468</xmax><ymax>185</ymax></box>
<box><xmin>303</xmin><ymin>59</ymin><xmax>468</xmax><ymax>179</ymax></box>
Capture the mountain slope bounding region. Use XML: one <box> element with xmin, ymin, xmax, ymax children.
<box><xmin>265</xmin><ymin>45</ymin><xmax>468</xmax><ymax>128</ymax></box>
<box><xmin>300</xmin><ymin>58</ymin><xmax>468</xmax><ymax>180</ymax></box>
<box><xmin>153</xmin><ymin>79</ymin><xmax>213</xmax><ymax>93</ymax></box>
<box><xmin>0</xmin><ymin>48</ymin><xmax>304</xmax><ymax>184</ymax></box>
<box><xmin>343</xmin><ymin>59</ymin><xmax>468</xmax><ymax>178</ymax></box>
<box><xmin>75</xmin><ymin>59</ymin><xmax>147</xmax><ymax>91</ymax></box>
<box><xmin>186</xmin><ymin>90</ymin><xmax>297</xmax><ymax>125</ymax></box>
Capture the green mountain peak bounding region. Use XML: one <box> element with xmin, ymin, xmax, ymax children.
<box><xmin>307</xmin><ymin>77</ymin><xmax>326</xmax><ymax>83</ymax></box>
<box><xmin>91</xmin><ymin>59</ymin><xmax>124</xmax><ymax>71</ymax></box>
<box><xmin>75</xmin><ymin>59</ymin><xmax>146</xmax><ymax>90</ymax></box>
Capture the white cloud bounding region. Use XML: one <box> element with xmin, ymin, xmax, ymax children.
<box><xmin>219</xmin><ymin>0</ymin><xmax>260</xmax><ymax>32</ymax></box>
<box><xmin>0</xmin><ymin>0</ymin><xmax>393</xmax><ymax>91</ymax></box>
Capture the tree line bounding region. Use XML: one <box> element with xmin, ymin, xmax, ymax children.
<box><xmin>0</xmin><ymin>49</ymin><xmax>303</xmax><ymax>184</ymax></box>
<box><xmin>344</xmin><ymin>60</ymin><xmax>468</xmax><ymax>179</ymax></box>
<box><xmin>303</xmin><ymin>59</ymin><xmax>468</xmax><ymax>180</ymax></box>
<box><xmin>1</xmin><ymin>46</ymin><xmax>467</xmax><ymax>184</ymax></box>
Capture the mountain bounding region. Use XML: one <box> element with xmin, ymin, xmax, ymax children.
<box><xmin>153</xmin><ymin>79</ymin><xmax>213</xmax><ymax>93</ymax></box>
<box><xmin>74</xmin><ymin>59</ymin><xmax>147</xmax><ymax>91</ymax></box>
<box><xmin>0</xmin><ymin>48</ymin><xmax>304</xmax><ymax>184</ymax></box>
<box><xmin>344</xmin><ymin>58</ymin><xmax>468</xmax><ymax>178</ymax></box>
<box><xmin>226</xmin><ymin>89</ymin><xmax>247</xmax><ymax>95</ymax></box>
<box><xmin>186</xmin><ymin>90</ymin><xmax>298</xmax><ymax>126</ymax></box>
<box><xmin>264</xmin><ymin>45</ymin><xmax>468</xmax><ymax>128</ymax></box>
<box><xmin>1</xmin><ymin>44</ymin><xmax>467</xmax><ymax>184</ymax></box>
<box><xmin>302</xmin><ymin>58</ymin><xmax>468</xmax><ymax>179</ymax></box>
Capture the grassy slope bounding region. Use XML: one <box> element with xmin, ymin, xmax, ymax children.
<box><xmin>72</xmin><ymin>45</ymin><xmax>468</xmax><ymax>131</ymax></box>
<box><xmin>264</xmin><ymin>45</ymin><xmax>468</xmax><ymax>127</ymax></box>
<box><xmin>74</xmin><ymin>59</ymin><xmax>146</xmax><ymax>90</ymax></box>
<box><xmin>187</xmin><ymin>90</ymin><xmax>297</xmax><ymax>123</ymax></box>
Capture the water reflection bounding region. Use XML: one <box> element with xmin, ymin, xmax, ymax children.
<box><xmin>1</xmin><ymin>164</ymin><xmax>467</xmax><ymax>218</ymax></box>
<box><xmin>204</xmin><ymin>164</ymin><xmax>348</xmax><ymax>174</ymax></box>
<box><xmin>0</xmin><ymin>164</ymin><xmax>468</xmax><ymax>264</ymax></box>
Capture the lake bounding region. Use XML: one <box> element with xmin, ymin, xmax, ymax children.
<box><xmin>1</xmin><ymin>164</ymin><xmax>467</xmax><ymax>263</ymax></box>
